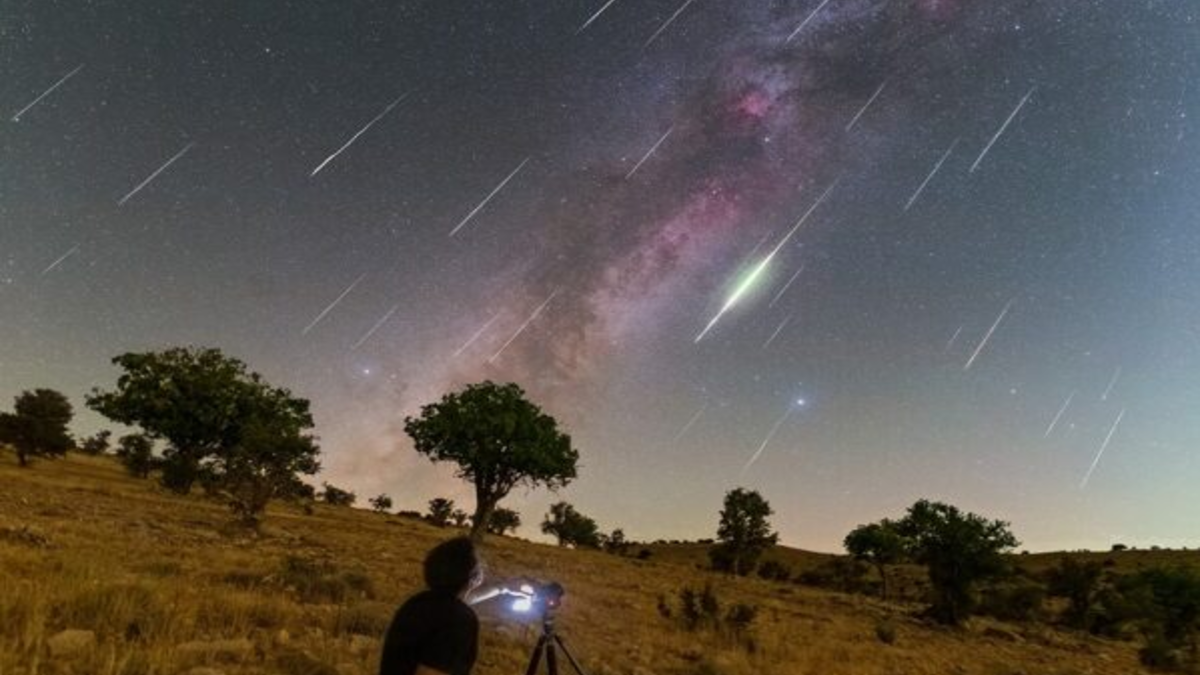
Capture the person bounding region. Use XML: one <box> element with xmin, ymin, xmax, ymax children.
<box><xmin>379</xmin><ymin>536</ymin><xmax>502</xmax><ymax>675</ymax></box>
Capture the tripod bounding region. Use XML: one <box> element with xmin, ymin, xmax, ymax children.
<box><xmin>523</xmin><ymin>611</ymin><xmax>589</xmax><ymax>675</ymax></box>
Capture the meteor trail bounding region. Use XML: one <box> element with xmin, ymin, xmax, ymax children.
<box><xmin>643</xmin><ymin>0</ymin><xmax>699</xmax><ymax>49</ymax></box>
<box><xmin>970</xmin><ymin>86</ymin><xmax>1036</xmax><ymax>173</ymax></box>
<box><xmin>351</xmin><ymin>303</ymin><xmax>399</xmax><ymax>350</ymax></box>
<box><xmin>762</xmin><ymin>315</ymin><xmax>792</xmax><ymax>350</ymax></box>
<box><xmin>302</xmin><ymin>273</ymin><xmax>367</xmax><ymax>335</ymax></box>
<box><xmin>449</xmin><ymin>157</ymin><xmax>530</xmax><ymax>237</ymax></box>
<box><xmin>845</xmin><ymin>80</ymin><xmax>886</xmax><ymax>132</ymax></box>
<box><xmin>944</xmin><ymin>325</ymin><xmax>964</xmax><ymax>351</ymax></box>
<box><xmin>741</xmin><ymin>406</ymin><xmax>795</xmax><ymax>475</ymax></box>
<box><xmin>576</xmin><ymin>0</ymin><xmax>621</xmax><ymax>34</ymax></box>
<box><xmin>670</xmin><ymin>402</ymin><xmax>708</xmax><ymax>444</ymax></box>
<box><xmin>785</xmin><ymin>0</ymin><xmax>834</xmax><ymax>43</ymax></box>
<box><xmin>963</xmin><ymin>298</ymin><xmax>1014</xmax><ymax>371</ymax></box>
<box><xmin>310</xmin><ymin>92</ymin><xmax>409</xmax><ymax>177</ymax></box>
<box><xmin>904</xmin><ymin>138</ymin><xmax>959</xmax><ymax>211</ymax></box>
<box><xmin>1080</xmin><ymin>408</ymin><xmax>1126</xmax><ymax>489</ymax></box>
<box><xmin>625</xmin><ymin>126</ymin><xmax>674</xmax><ymax>179</ymax></box>
<box><xmin>1101</xmin><ymin>366</ymin><xmax>1121</xmax><ymax>401</ymax></box>
<box><xmin>488</xmin><ymin>289</ymin><xmax>559</xmax><ymax>364</ymax></box>
<box><xmin>1044</xmin><ymin>390</ymin><xmax>1076</xmax><ymax>438</ymax></box>
<box><xmin>41</xmin><ymin>245</ymin><xmax>79</xmax><ymax>275</ymax></box>
<box><xmin>768</xmin><ymin>264</ymin><xmax>804</xmax><ymax>308</ymax></box>
<box><xmin>452</xmin><ymin>313</ymin><xmax>501</xmax><ymax>357</ymax></box>
<box><xmin>117</xmin><ymin>142</ymin><xmax>194</xmax><ymax>206</ymax></box>
<box><xmin>12</xmin><ymin>64</ymin><xmax>84</xmax><ymax>122</ymax></box>
<box><xmin>695</xmin><ymin>179</ymin><xmax>839</xmax><ymax>343</ymax></box>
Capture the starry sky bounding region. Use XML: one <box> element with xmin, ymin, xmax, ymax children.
<box><xmin>3</xmin><ymin>1</ymin><xmax>1198</xmax><ymax>552</ymax></box>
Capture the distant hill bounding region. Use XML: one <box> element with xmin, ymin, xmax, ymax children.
<box><xmin>0</xmin><ymin>452</ymin><xmax>1158</xmax><ymax>675</ymax></box>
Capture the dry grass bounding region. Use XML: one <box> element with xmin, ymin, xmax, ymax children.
<box><xmin>0</xmin><ymin>453</ymin><xmax>1157</xmax><ymax>675</ymax></box>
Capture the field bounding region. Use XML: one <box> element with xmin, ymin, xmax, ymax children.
<box><xmin>0</xmin><ymin>453</ymin><xmax>1166</xmax><ymax>675</ymax></box>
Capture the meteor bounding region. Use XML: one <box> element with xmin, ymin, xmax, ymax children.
<box><xmin>963</xmin><ymin>298</ymin><xmax>1014</xmax><ymax>371</ymax></box>
<box><xmin>302</xmin><ymin>273</ymin><xmax>367</xmax><ymax>335</ymax></box>
<box><xmin>970</xmin><ymin>86</ymin><xmax>1036</xmax><ymax>174</ymax></box>
<box><xmin>118</xmin><ymin>142</ymin><xmax>195</xmax><ymax>206</ymax></box>
<box><xmin>311</xmin><ymin>92</ymin><xmax>409</xmax><ymax>177</ymax></box>
<box><xmin>488</xmin><ymin>288</ymin><xmax>559</xmax><ymax>364</ymax></box>
<box><xmin>12</xmin><ymin>64</ymin><xmax>84</xmax><ymax>122</ymax></box>
<box><xmin>695</xmin><ymin>179</ymin><xmax>838</xmax><ymax>343</ymax></box>
<box><xmin>1080</xmin><ymin>408</ymin><xmax>1126</xmax><ymax>489</ymax></box>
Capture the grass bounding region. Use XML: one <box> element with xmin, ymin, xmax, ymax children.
<box><xmin>0</xmin><ymin>452</ymin><xmax>1170</xmax><ymax>675</ymax></box>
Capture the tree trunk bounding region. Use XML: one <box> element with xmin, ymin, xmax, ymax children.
<box><xmin>17</xmin><ymin>449</ymin><xmax>28</xmax><ymax>467</ymax></box>
<box><xmin>470</xmin><ymin>492</ymin><xmax>495</xmax><ymax>542</ymax></box>
<box><xmin>878</xmin><ymin>563</ymin><xmax>888</xmax><ymax>600</ymax></box>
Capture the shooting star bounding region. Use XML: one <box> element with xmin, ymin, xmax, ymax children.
<box><xmin>12</xmin><ymin>64</ymin><xmax>84</xmax><ymax>122</ymax></box>
<box><xmin>904</xmin><ymin>138</ymin><xmax>959</xmax><ymax>211</ymax></box>
<box><xmin>449</xmin><ymin>157</ymin><xmax>530</xmax><ymax>237</ymax></box>
<box><xmin>1080</xmin><ymin>408</ymin><xmax>1126</xmax><ymax>489</ymax></box>
<box><xmin>117</xmin><ymin>142</ymin><xmax>195</xmax><ymax>206</ymax></box>
<box><xmin>785</xmin><ymin>0</ymin><xmax>834</xmax><ymax>43</ymax></box>
<box><xmin>41</xmin><ymin>245</ymin><xmax>79</xmax><ymax>275</ymax></box>
<box><xmin>643</xmin><ymin>0</ymin><xmax>699</xmax><ymax>49</ymax></box>
<box><xmin>695</xmin><ymin>178</ymin><xmax>838</xmax><ymax>343</ymax></box>
<box><xmin>970</xmin><ymin>86</ymin><xmax>1036</xmax><ymax>173</ymax></box>
<box><xmin>576</xmin><ymin>0</ymin><xmax>621</xmax><ymax>34</ymax></box>
<box><xmin>488</xmin><ymin>288</ymin><xmax>559</xmax><ymax>364</ymax></box>
<box><xmin>670</xmin><ymin>402</ymin><xmax>708</xmax><ymax>444</ymax></box>
<box><xmin>762</xmin><ymin>315</ymin><xmax>792</xmax><ymax>350</ymax></box>
<box><xmin>944</xmin><ymin>325</ymin><xmax>964</xmax><ymax>351</ymax></box>
<box><xmin>741</xmin><ymin>406</ymin><xmax>796</xmax><ymax>475</ymax></box>
<box><xmin>302</xmin><ymin>273</ymin><xmax>367</xmax><ymax>335</ymax></box>
<box><xmin>1044</xmin><ymin>390</ymin><xmax>1076</xmax><ymax>438</ymax></box>
<box><xmin>452</xmin><ymin>313</ymin><xmax>501</xmax><ymax>358</ymax></box>
<box><xmin>963</xmin><ymin>298</ymin><xmax>1014</xmax><ymax>371</ymax></box>
<box><xmin>768</xmin><ymin>264</ymin><xmax>805</xmax><ymax>308</ymax></box>
<box><xmin>310</xmin><ymin>92</ymin><xmax>409</xmax><ymax>177</ymax></box>
<box><xmin>845</xmin><ymin>79</ymin><xmax>887</xmax><ymax>132</ymax></box>
<box><xmin>1101</xmin><ymin>366</ymin><xmax>1121</xmax><ymax>401</ymax></box>
<box><xmin>351</xmin><ymin>304</ymin><xmax>399</xmax><ymax>350</ymax></box>
<box><xmin>625</xmin><ymin>126</ymin><xmax>674</xmax><ymax>179</ymax></box>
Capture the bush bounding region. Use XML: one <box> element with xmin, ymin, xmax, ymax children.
<box><xmin>757</xmin><ymin>560</ymin><xmax>791</xmax><ymax>582</ymax></box>
<box><xmin>796</xmin><ymin>558</ymin><xmax>872</xmax><ymax>594</ymax></box>
<box><xmin>978</xmin><ymin>580</ymin><xmax>1046</xmax><ymax>622</ymax></box>
<box><xmin>875</xmin><ymin>618</ymin><xmax>897</xmax><ymax>645</ymax></box>
<box><xmin>55</xmin><ymin>583</ymin><xmax>166</xmax><ymax>641</ymax></box>
<box><xmin>321</xmin><ymin>483</ymin><xmax>356</xmax><ymax>507</ymax></box>
<box><xmin>278</xmin><ymin>556</ymin><xmax>375</xmax><ymax>603</ymax></box>
<box><xmin>637</xmin><ymin>548</ymin><xmax>652</xmax><ymax>560</ymax></box>
<box><xmin>663</xmin><ymin>584</ymin><xmax>757</xmax><ymax>652</ymax></box>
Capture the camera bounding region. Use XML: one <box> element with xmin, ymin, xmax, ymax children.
<box><xmin>503</xmin><ymin>581</ymin><xmax>565</xmax><ymax>616</ymax></box>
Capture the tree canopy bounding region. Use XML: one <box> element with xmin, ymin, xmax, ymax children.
<box><xmin>0</xmin><ymin>389</ymin><xmax>74</xmax><ymax>467</ymax></box>
<box><xmin>843</xmin><ymin>519</ymin><xmax>907</xmax><ymax>599</ymax></box>
<box><xmin>404</xmin><ymin>381</ymin><xmax>578</xmax><ymax>540</ymax></box>
<box><xmin>541</xmin><ymin>501</ymin><xmax>601</xmax><ymax>548</ymax></box>
<box><xmin>710</xmin><ymin>487</ymin><xmax>778</xmax><ymax>576</ymax></box>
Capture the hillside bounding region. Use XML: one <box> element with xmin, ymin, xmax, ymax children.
<box><xmin>0</xmin><ymin>453</ymin><xmax>1156</xmax><ymax>675</ymax></box>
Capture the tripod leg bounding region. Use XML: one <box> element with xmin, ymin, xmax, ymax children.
<box><xmin>552</xmin><ymin>634</ymin><xmax>591</xmax><ymax>675</ymax></box>
<box><xmin>524</xmin><ymin>634</ymin><xmax>548</xmax><ymax>675</ymax></box>
<box><xmin>545</xmin><ymin>639</ymin><xmax>559</xmax><ymax>675</ymax></box>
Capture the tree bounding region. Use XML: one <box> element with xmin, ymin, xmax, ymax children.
<box><xmin>486</xmin><ymin>507</ymin><xmax>521</xmax><ymax>536</ymax></box>
<box><xmin>321</xmin><ymin>483</ymin><xmax>356</xmax><ymax>506</ymax></box>
<box><xmin>604</xmin><ymin>528</ymin><xmax>631</xmax><ymax>556</ymax></box>
<box><xmin>0</xmin><ymin>389</ymin><xmax>74</xmax><ymax>467</ymax></box>
<box><xmin>207</xmin><ymin>416</ymin><xmax>320</xmax><ymax>528</ymax></box>
<box><xmin>709</xmin><ymin>488</ymin><xmax>778</xmax><ymax>576</ymax></box>
<box><xmin>895</xmin><ymin>499</ymin><xmax>1019</xmax><ymax>624</ymax></box>
<box><xmin>541</xmin><ymin>502</ymin><xmax>601</xmax><ymax>548</ymax></box>
<box><xmin>428</xmin><ymin>498</ymin><xmax>455</xmax><ymax>526</ymax></box>
<box><xmin>86</xmin><ymin>347</ymin><xmax>312</xmax><ymax>494</ymax></box>
<box><xmin>1045</xmin><ymin>556</ymin><xmax>1104</xmax><ymax>628</ymax></box>
<box><xmin>79</xmin><ymin>430</ymin><xmax>112</xmax><ymax>456</ymax></box>
<box><xmin>116</xmin><ymin>434</ymin><xmax>156</xmax><ymax>478</ymax></box>
<box><xmin>369</xmin><ymin>494</ymin><xmax>393</xmax><ymax>513</ymax></box>
<box><xmin>451</xmin><ymin>509</ymin><xmax>470</xmax><ymax>527</ymax></box>
<box><xmin>844</xmin><ymin>519</ymin><xmax>908</xmax><ymax>600</ymax></box>
<box><xmin>404</xmin><ymin>381</ymin><xmax>578</xmax><ymax>541</ymax></box>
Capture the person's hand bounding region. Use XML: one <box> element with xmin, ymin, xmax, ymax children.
<box><xmin>465</xmin><ymin>576</ymin><xmax>541</xmax><ymax>606</ymax></box>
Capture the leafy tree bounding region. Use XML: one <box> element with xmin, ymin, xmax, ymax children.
<box><xmin>428</xmin><ymin>498</ymin><xmax>455</xmax><ymax>526</ymax></box>
<box><xmin>485</xmin><ymin>507</ymin><xmax>521</xmax><ymax>536</ymax></box>
<box><xmin>757</xmin><ymin>560</ymin><xmax>792</xmax><ymax>582</ymax></box>
<box><xmin>0</xmin><ymin>389</ymin><xmax>74</xmax><ymax>467</ymax></box>
<box><xmin>369</xmin><ymin>494</ymin><xmax>393</xmax><ymax>513</ymax></box>
<box><xmin>321</xmin><ymin>482</ymin><xmax>356</xmax><ymax>506</ymax></box>
<box><xmin>86</xmin><ymin>347</ymin><xmax>312</xmax><ymax>494</ymax></box>
<box><xmin>79</xmin><ymin>430</ymin><xmax>112</xmax><ymax>456</ymax></box>
<box><xmin>844</xmin><ymin>519</ymin><xmax>908</xmax><ymax>599</ymax></box>
<box><xmin>541</xmin><ymin>501</ymin><xmax>601</xmax><ymax>548</ymax></box>
<box><xmin>895</xmin><ymin>499</ymin><xmax>1019</xmax><ymax>624</ymax></box>
<box><xmin>116</xmin><ymin>434</ymin><xmax>156</xmax><ymax>478</ymax></box>
<box><xmin>1131</xmin><ymin>567</ymin><xmax>1200</xmax><ymax>660</ymax></box>
<box><xmin>709</xmin><ymin>488</ymin><xmax>778</xmax><ymax>576</ymax></box>
<box><xmin>404</xmin><ymin>381</ymin><xmax>578</xmax><ymax>541</ymax></box>
<box><xmin>1045</xmin><ymin>556</ymin><xmax>1104</xmax><ymax>628</ymax></box>
<box><xmin>206</xmin><ymin>416</ymin><xmax>320</xmax><ymax>528</ymax></box>
<box><xmin>451</xmin><ymin>509</ymin><xmax>470</xmax><ymax>527</ymax></box>
<box><xmin>604</xmin><ymin>528</ymin><xmax>631</xmax><ymax>556</ymax></box>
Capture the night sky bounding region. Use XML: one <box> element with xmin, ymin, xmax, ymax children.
<box><xmin>3</xmin><ymin>1</ymin><xmax>1198</xmax><ymax>552</ymax></box>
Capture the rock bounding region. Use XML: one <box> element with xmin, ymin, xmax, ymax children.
<box><xmin>176</xmin><ymin>638</ymin><xmax>254</xmax><ymax>664</ymax></box>
<box><xmin>274</xmin><ymin>629</ymin><xmax>291</xmax><ymax>646</ymax></box>
<box><xmin>47</xmin><ymin>629</ymin><xmax>95</xmax><ymax>657</ymax></box>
